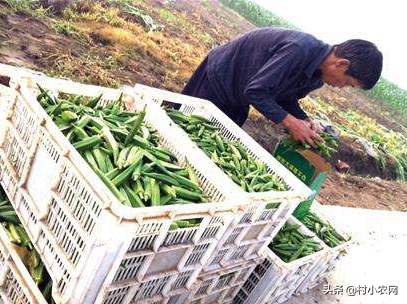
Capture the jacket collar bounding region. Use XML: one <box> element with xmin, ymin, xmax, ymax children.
<box><xmin>304</xmin><ymin>44</ymin><xmax>334</xmax><ymax>78</ymax></box>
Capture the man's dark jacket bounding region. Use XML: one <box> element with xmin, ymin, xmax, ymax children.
<box><xmin>182</xmin><ymin>28</ymin><xmax>333</xmax><ymax>126</ymax></box>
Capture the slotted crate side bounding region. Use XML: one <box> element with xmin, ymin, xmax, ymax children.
<box><xmin>165</xmin><ymin>292</ymin><xmax>190</xmax><ymax>304</ymax></box>
<box><xmin>0</xmin><ymin>152</ymin><xmax>19</xmax><ymax>203</ymax></box>
<box><xmin>0</xmin><ymin>78</ymin><xmax>156</xmax><ymax>303</ymax></box>
<box><xmin>167</xmin><ymin>269</ymin><xmax>196</xmax><ymax>292</ymax></box>
<box><xmin>235</xmin><ymin>256</ymin><xmax>291</xmax><ymax>304</ymax></box>
<box><xmin>190</xmin><ymin>270</ymin><xmax>255</xmax><ymax>304</ymax></box>
<box><xmin>101</xmin><ymin>286</ymin><xmax>132</xmax><ymax>304</ymax></box>
<box><xmin>0</xmin><ymin>87</ymin><xmax>21</xmax><ymax>201</ymax></box>
<box><xmin>13</xmin><ymin>76</ymin><xmax>248</xmax><ymax>220</ymax></box>
<box><xmin>0</xmin><ymin>123</ymin><xmax>32</xmax><ymax>189</ymax></box>
<box><xmin>128</xmin><ymin>215</ymin><xmax>231</xmax><ymax>257</ymax></box>
<box><xmin>203</xmin><ymin>198</ymin><xmax>302</xmax><ymax>272</ymax></box>
<box><xmin>204</xmin><ymin>239</ymin><xmax>266</xmax><ymax>273</ymax></box>
<box><xmin>221</xmin><ymin>284</ymin><xmax>243</xmax><ymax>303</ymax></box>
<box><xmin>223</xmin><ymin>201</ymin><xmax>289</xmax><ymax>245</ymax></box>
<box><xmin>132</xmin><ymin>84</ymin><xmax>312</xmax><ymax>202</ymax></box>
<box><xmin>233</xmin><ymin>259</ymin><xmax>273</xmax><ymax>304</ymax></box>
<box><xmin>235</xmin><ymin>217</ymin><xmax>328</xmax><ymax>304</ymax></box>
<box><xmin>0</xmin><ymin>84</ymin><xmax>15</xmax><ymax>145</ymax></box>
<box><xmin>131</xmin><ymin>275</ymin><xmax>171</xmax><ymax>301</ymax></box>
<box><xmin>3</xmin><ymin>75</ymin><xmax>253</xmax><ymax>304</ymax></box>
<box><xmin>106</xmin><ymin>216</ymin><xmax>231</xmax><ymax>289</ymax></box>
<box><xmin>227</xmin><ymin>195</ymin><xmax>301</xmax><ymax>248</ymax></box>
<box><xmin>0</xmin><ymin>212</ymin><xmax>49</xmax><ymax>304</ymax></box>
<box><xmin>1</xmin><ymin>101</ymin><xmax>133</xmax><ymax>304</ymax></box>
<box><xmin>106</xmin><ymin>269</ymin><xmax>196</xmax><ymax>304</ymax></box>
<box><xmin>294</xmin><ymin>203</ymin><xmax>353</xmax><ymax>295</ymax></box>
<box><xmin>210</xmin><ymin>243</ymin><xmax>255</xmax><ymax>271</ymax></box>
<box><xmin>191</xmin><ymin>259</ymin><xmax>259</xmax><ymax>303</ymax></box>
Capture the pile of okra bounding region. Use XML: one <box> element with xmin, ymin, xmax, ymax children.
<box><xmin>300</xmin><ymin>212</ymin><xmax>349</xmax><ymax>247</ymax></box>
<box><xmin>166</xmin><ymin>109</ymin><xmax>287</xmax><ymax>192</ymax></box>
<box><xmin>280</xmin><ymin>132</ymin><xmax>339</xmax><ymax>158</ymax></box>
<box><xmin>269</xmin><ymin>223</ymin><xmax>323</xmax><ymax>262</ymax></box>
<box><xmin>37</xmin><ymin>86</ymin><xmax>207</xmax><ymax>225</ymax></box>
<box><xmin>0</xmin><ymin>188</ymin><xmax>54</xmax><ymax>303</ymax></box>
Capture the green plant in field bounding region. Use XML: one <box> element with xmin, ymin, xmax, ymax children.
<box><xmin>5</xmin><ymin>0</ymin><xmax>37</xmax><ymax>11</ymax></box>
<box><xmin>62</xmin><ymin>7</ymin><xmax>78</xmax><ymax>20</ymax></box>
<box><xmin>107</xmin><ymin>0</ymin><xmax>140</xmax><ymax>5</ymax></box>
<box><xmin>367</xmin><ymin>78</ymin><xmax>407</xmax><ymax>124</ymax></box>
<box><xmin>159</xmin><ymin>8</ymin><xmax>191</xmax><ymax>29</ymax></box>
<box><xmin>124</xmin><ymin>4</ymin><xmax>163</xmax><ymax>32</ymax></box>
<box><xmin>51</xmin><ymin>20</ymin><xmax>78</xmax><ymax>36</ymax></box>
<box><xmin>219</xmin><ymin>0</ymin><xmax>297</xmax><ymax>29</ymax></box>
<box><xmin>5</xmin><ymin>0</ymin><xmax>51</xmax><ymax>18</ymax></box>
<box><xmin>51</xmin><ymin>20</ymin><xmax>91</xmax><ymax>45</ymax></box>
<box><xmin>201</xmin><ymin>0</ymin><xmax>211</xmax><ymax>10</ymax></box>
<box><xmin>197</xmin><ymin>32</ymin><xmax>214</xmax><ymax>45</ymax></box>
<box><xmin>98</xmin><ymin>7</ymin><xmax>125</xmax><ymax>26</ymax></box>
<box><xmin>66</xmin><ymin>2</ymin><xmax>126</xmax><ymax>26</ymax></box>
<box><xmin>339</xmin><ymin>111</ymin><xmax>407</xmax><ymax>180</ymax></box>
<box><xmin>302</xmin><ymin>97</ymin><xmax>407</xmax><ymax>180</ymax></box>
<box><xmin>159</xmin><ymin>8</ymin><xmax>213</xmax><ymax>45</ymax></box>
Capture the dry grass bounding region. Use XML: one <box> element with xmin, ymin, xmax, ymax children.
<box><xmin>42</xmin><ymin>52</ymin><xmax>119</xmax><ymax>87</ymax></box>
<box><xmin>74</xmin><ymin>17</ymin><xmax>204</xmax><ymax>90</ymax></box>
<box><xmin>1</xmin><ymin>0</ymin><xmax>216</xmax><ymax>91</ymax></box>
<box><xmin>90</xmin><ymin>24</ymin><xmax>138</xmax><ymax>46</ymax></box>
<box><xmin>54</xmin><ymin>0</ymin><xmax>211</xmax><ymax>90</ymax></box>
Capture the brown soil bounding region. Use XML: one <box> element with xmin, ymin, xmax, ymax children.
<box><xmin>310</xmin><ymin>86</ymin><xmax>407</xmax><ymax>135</ymax></box>
<box><xmin>318</xmin><ymin>172</ymin><xmax>407</xmax><ymax>212</ymax></box>
<box><xmin>0</xmin><ymin>0</ymin><xmax>406</xmax><ymax>211</ymax></box>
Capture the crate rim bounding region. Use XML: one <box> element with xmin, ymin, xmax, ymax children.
<box><xmin>261</xmin><ymin>216</ymin><xmax>329</xmax><ymax>270</ymax></box>
<box><xmin>0</xmin><ymin>210</ymin><xmax>50</xmax><ymax>304</ymax></box>
<box><xmin>133</xmin><ymin>83</ymin><xmax>313</xmax><ymax>201</ymax></box>
<box><xmin>10</xmin><ymin>75</ymin><xmax>268</xmax><ymax>223</ymax></box>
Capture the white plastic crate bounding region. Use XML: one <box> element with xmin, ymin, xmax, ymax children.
<box><xmin>233</xmin><ymin>217</ymin><xmax>328</xmax><ymax>304</ymax></box>
<box><xmin>233</xmin><ymin>258</ymin><xmax>273</xmax><ymax>304</ymax></box>
<box><xmin>132</xmin><ymin>84</ymin><xmax>312</xmax><ymax>203</ymax></box>
<box><xmin>294</xmin><ymin>203</ymin><xmax>353</xmax><ymax>295</ymax></box>
<box><xmin>0</xmin><ymin>63</ymin><xmax>46</xmax><ymax>81</ymax></box>
<box><xmin>0</xmin><ymin>152</ymin><xmax>19</xmax><ymax>203</ymax></box>
<box><xmin>0</xmin><ymin>84</ymin><xmax>14</xmax><ymax>159</ymax></box>
<box><xmin>204</xmin><ymin>240</ymin><xmax>265</xmax><ymax>273</ymax></box>
<box><xmin>0</xmin><ymin>74</ymin><xmax>260</xmax><ymax>304</ymax></box>
<box><xmin>203</xmin><ymin>198</ymin><xmax>301</xmax><ymax>272</ymax></box>
<box><xmin>0</xmin><ymin>211</ymin><xmax>49</xmax><ymax>304</ymax></box>
<box><xmin>189</xmin><ymin>259</ymin><xmax>259</xmax><ymax>304</ymax></box>
<box><xmin>103</xmin><ymin>268</ymin><xmax>199</xmax><ymax>304</ymax></box>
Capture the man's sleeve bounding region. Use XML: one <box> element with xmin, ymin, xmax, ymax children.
<box><xmin>281</xmin><ymin>99</ymin><xmax>308</xmax><ymax>120</ymax></box>
<box><xmin>243</xmin><ymin>43</ymin><xmax>304</xmax><ymax>124</ymax></box>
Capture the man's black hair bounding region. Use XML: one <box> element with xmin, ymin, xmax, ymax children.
<box><xmin>334</xmin><ymin>39</ymin><xmax>383</xmax><ymax>90</ymax></box>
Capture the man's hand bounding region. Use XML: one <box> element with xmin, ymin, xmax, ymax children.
<box><xmin>281</xmin><ymin>114</ymin><xmax>322</xmax><ymax>148</ymax></box>
<box><xmin>306</xmin><ymin>119</ymin><xmax>324</xmax><ymax>133</ymax></box>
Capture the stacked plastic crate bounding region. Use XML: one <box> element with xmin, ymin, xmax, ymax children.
<box><xmin>233</xmin><ymin>207</ymin><xmax>352</xmax><ymax>304</ymax></box>
<box><xmin>294</xmin><ymin>203</ymin><xmax>352</xmax><ymax>296</ymax></box>
<box><xmin>187</xmin><ymin>259</ymin><xmax>260</xmax><ymax>304</ymax></box>
<box><xmin>0</xmin><ymin>74</ymin><xmax>238</xmax><ymax>304</ymax></box>
<box><xmin>132</xmin><ymin>85</ymin><xmax>314</xmax><ymax>304</ymax></box>
<box><xmin>0</xmin><ymin>72</ymin><xmax>312</xmax><ymax>304</ymax></box>
<box><xmin>0</xmin><ymin>214</ymin><xmax>50</xmax><ymax>304</ymax></box>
